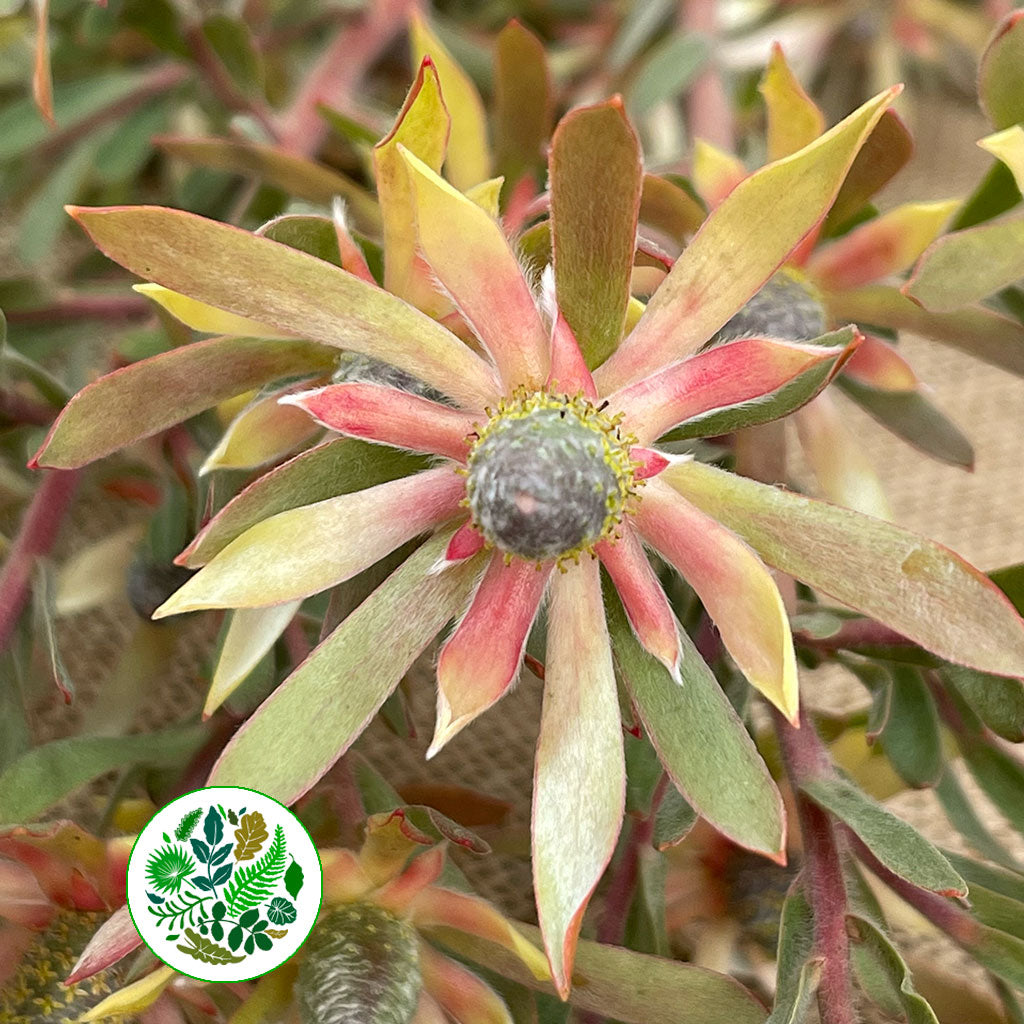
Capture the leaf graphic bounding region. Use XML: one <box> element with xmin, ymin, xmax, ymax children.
<box><xmin>177</xmin><ymin>927</ymin><xmax>246</xmax><ymax>964</ymax></box>
<box><xmin>146</xmin><ymin>844</ymin><xmax>196</xmax><ymax>895</ymax></box>
<box><xmin>284</xmin><ymin>858</ymin><xmax>304</xmax><ymax>900</ymax></box>
<box><xmin>175</xmin><ymin>807</ymin><xmax>202</xmax><ymax>841</ymax></box>
<box><xmin>211</xmin><ymin>842</ymin><xmax>233</xmax><ymax>866</ymax></box>
<box><xmin>266</xmin><ymin>928</ymin><xmax>288</xmax><ymax>939</ymax></box>
<box><xmin>267</xmin><ymin>897</ymin><xmax>296</xmax><ymax>925</ymax></box>
<box><xmin>212</xmin><ymin>862</ymin><xmax>234</xmax><ymax>886</ymax></box>
<box><xmin>191</xmin><ymin>838</ymin><xmax>211</xmax><ymax>863</ymax></box>
<box><xmin>233</xmin><ymin>811</ymin><xmax>268</xmax><ymax>861</ymax></box>
<box><xmin>228</xmin><ymin>809</ymin><xmax>239</xmax><ymax>825</ymax></box>
<box><xmin>205</xmin><ymin>806</ymin><xmax>224</xmax><ymax>846</ymax></box>
<box><xmin>223</xmin><ymin>825</ymin><xmax>286</xmax><ymax>917</ymax></box>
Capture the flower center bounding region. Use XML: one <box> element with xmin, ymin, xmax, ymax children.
<box><xmin>715</xmin><ymin>267</ymin><xmax>827</xmax><ymax>343</ymax></box>
<box><xmin>466</xmin><ymin>390</ymin><xmax>637</xmax><ymax>563</ymax></box>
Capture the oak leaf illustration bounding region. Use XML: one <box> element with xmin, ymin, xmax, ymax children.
<box><xmin>233</xmin><ymin>811</ymin><xmax>269</xmax><ymax>861</ymax></box>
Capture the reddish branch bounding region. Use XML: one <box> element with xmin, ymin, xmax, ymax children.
<box><xmin>6</xmin><ymin>294</ymin><xmax>151</xmax><ymax>326</ymax></box>
<box><xmin>798</xmin><ymin>618</ymin><xmax>917</xmax><ymax>653</ymax></box>
<box><xmin>0</xmin><ymin>469</ymin><xmax>81</xmax><ymax>653</ymax></box>
<box><xmin>275</xmin><ymin>0</ymin><xmax>417</xmax><ymax>157</ymax></box>
<box><xmin>775</xmin><ymin>708</ymin><xmax>858</xmax><ymax>1024</ymax></box>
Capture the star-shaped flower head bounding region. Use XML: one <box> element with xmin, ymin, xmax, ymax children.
<box><xmin>34</xmin><ymin>57</ymin><xmax>1024</xmax><ymax>997</ymax></box>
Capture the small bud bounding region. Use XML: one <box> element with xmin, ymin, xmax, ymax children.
<box><xmin>297</xmin><ymin>903</ymin><xmax>421</xmax><ymax>1024</ymax></box>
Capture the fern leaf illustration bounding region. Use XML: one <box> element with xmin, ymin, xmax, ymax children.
<box><xmin>223</xmin><ymin>825</ymin><xmax>286</xmax><ymax>916</ymax></box>
<box><xmin>174</xmin><ymin>807</ymin><xmax>203</xmax><ymax>841</ymax></box>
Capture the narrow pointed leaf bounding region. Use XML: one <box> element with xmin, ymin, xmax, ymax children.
<box><xmin>494</xmin><ymin>20</ymin><xmax>551</xmax><ymax>183</ymax></box>
<box><xmin>759</xmin><ymin>43</ymin><xmax>824</xmax><ymax>161</ymax></box>
<box><xmin>904</xmin><ymin>216</ymin><xmax>1024</xmax><ymax>311</ymax></box>
<box><xmin>935</xmin><ymin>769</ymin><xmax>1020</xmax><ymax>870</ymax></box>
<box><xmin>605</xmin><ymin>579</ymin><xmax>785</xmax><ymax>858</ymax></box>
<box><xmin>409</xmin><ymin>10</ymin><xmax>490</xmax><ymax>190</ymax></box>
<box><xmin>157</xmin><ymin>136</ymin><xmax>379</xmax><ymax>230</ymax></box>
<box><xmin>32</xmin><ymin>336</ymin><xmax>334</xmax><ymax>469</ymax></box>
<box><xmin>66</xmin><ymin>206</ymin><xmax>500</xmax><ymax>408</ymax></box>
<box><xmin>639</xmin><ymin>173</ymin><xmax>706</xmax><ymax>244</ymax></box>
<box><xmin>842</xmin><ymin>334</ymin><xmax>918</xmax><ymax>392</ymax></box>
<box><xmin>662</xmin><ymin>459</ymin><xmax>1024</xmax><ymax>677</ymax></box>
<box><xmin>837</xmin><ymin>376</ymin><xmax>974</xmax><ymax>469</ymax></box>
<box><xmin>66</xmin><ymin>904</ymin><xmax>140</xmax><ymax>983</ymax></box>
<box><xmin>207</xmin><ymin>527</ymin><xmax>484</xmax><ymax>802</ymax></box>
<box><xmin>77</xmin><ymin>966</ymin><xmax>175</xmax><ymax>1021</ymax></box>
<box><xmin>205</xmin><ymin>603</ymin><xmax>300</xmax><ymax>717</ymax></box>
<box><xmin>401</xmin><ymin>148</ymin><xmax>548</xmax><ymax>387</ymax></box>
<box><xmin>768</xmin><ymin>883</ymin><xmax>819</xmax><ymax>1024</ymax></box>
<box><xmin>596</xmin><ymin>87</ymin><xmax>899</xmax><ymax>391</ymax></box>
<box><xmin>941</xmin><ymin>665</ymin><xmax>1024</xmax><ymax>743</ymax></box>
<box><xmin>801</xmin><ymin>776</ymin><xmax>965</xmax><ymax>895</ymax></box>
<box><xmin>549</xmin><ymin>99</ymin><xmax>643</xmax><ymax>369</ymax></box>
<box><xmin>827</xmin><ymin>283</ymin><xmax>1024</xmax><ymax>376</ymax></box>
<box><xmin>533</xmin><ymin>560</ymin><xmax>625</xmax><ymax>997</ymax></box>
<box><xmin>285</xmin><ymin>383</ymin><xmax>478</xmax><ymax>462</ymax></box>
<box><xmin>134</xmin><ymin>283</ymin><xmax>289</xmax><ymax>338</ymax></box>
<box><xmin>374</xmin><ymin>58</ymin><xmax>450</xmax><ymax>307</ymax></box>
<box><xmin>825</xmin><ymin>110</ymin><xmax>913</xmax><ymax>231</ymax></box>
<box><xmin>636</xmin><ymin>479</ymin><xmax>797</xmax><ymax>721</ymax></box>
<box><xmin>616</xmin><ymin>330</ymin><xmax>857</xmax><ymax>444</ymax></box>
<box><xmin>624</xmin><ymin>32</ymin><xmax>708</xmax><ymax>120</ymax></box>
<box><xmin>979</xmin><ymin>126</ymin><xmax>1024</xmax><ymax>193</ymax></box>
<box><xmin>156</xmin><ymin>467</ymin><xmax>464</xmax><ymax>615</ymax></box>
<box><xmin>419</xmin><ymin>941</ymin><xmax>513</xmax><ymax>1024</ymax></box>
<box><xmin>961</xmin><ymin>741</ymin><xmax>1024</xmax><ymax>835</ymax></box>
<box><xmin>692</xmin><ymin>139</ymin><xmax>746</xmax><ymax>209</ymax></box>
<box><xmin>809</xmin><ymin>200</ymin><xmax>958</xmax><ymax>291</ymax></box>
<box><xmin>879</xmin><ymin>667</ymin><xmax>943</xmax><ymax>789</ymax></box>
<box><xmin>201</xmin><ymin>390</ymin><xmax>320</xmax><ymax>474</ymax></box>
<box><xmin>979</xmin><ymin>12</ymin><xmax>1024</xmax><ymax>130</ymax></box>
<box><xmin>847</xmin><ymin>916</ymin><xmax>940</xmax><ymax>1024</ymax></box>
<box><xmin>597</xmin><ymin>527</ymin><xmax>680</xmax><ymax>677</ymax></box>
<box><xmin>432</xmin><ymin>556</ymin><xmax>550</xmax><ymax>756</ymax></box>
<box><xmin>182</xmin><ymin>439</ymin><xmax>425</xmax><ymax>567</ymax></box>
<box><xmin>0</xmin><ymin>723</ymin><xmax>208</xmax><ymax>824</ymax></box>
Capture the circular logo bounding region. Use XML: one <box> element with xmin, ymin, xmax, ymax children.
<box><xmin>127</xmin><ymin>786</ymin><xmax>322</xmax><ymax>982</ymax></box>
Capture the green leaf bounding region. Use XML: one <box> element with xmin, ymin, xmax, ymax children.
<box><xmin>941</xmin><ymin>665</ymin><xmax>1024</xmax><ymax>742</ymax></box>
<box><xmin>0</xmin><ymin>70</ymin><xmax>148</xmax><ymax>161</ymax></box>
<box><xmin>653</xmin><ymin>784</ymin><xmax>697</xmax><ymax>850</ymax></box>
<box><xmin>826</xmin><ymin>283</ymin><xmax>1024</xmax><ymax>377</ymax></box>
<box><xmin>548</xmin><ymin>99</ymin><xmax>642</xmax><ymax>370</ymax></box>
<box><xmin>961</xmin><ymin>925</ymin><xmax>1024</xmax><ymax>990</ymax></box>
<box><xmin>493</xmin><ymin>19</ymin><xmax>551</xmax><ymax>184</ymax></box>
<box><xmin>837</xmin><ymin>376</ymin><xmax>974</xmax><ymax>469</ymax></box>
<box><xmin>201</xmin><ymin>15</ymin><xmax>263</xmax><ymax>95</ymax></box>
<box><xmin>934</xmin><ymin>769</ymin><xmax>1019</xmax><ymax>869</ymax></box>
<box><xmin>177</xmin><ymin>927</ymin><xmax>245</xmax><ymax>965</ymax></box>
<box><xmin>952</xmin><ymin>158</ymin><xmax>1021</xmax><ymax>231</ymax></box>
<box><xmin>438</xmin><ymin>922</ymin><xmax>768</xmax><ymax>1024</ymax></box>
<box><xmin>624</xmin><ymin>845</ymin><xmax>669</xmax><ymax>956</ymax></box>
<box><xmin>662</xmin><ymin>459</ymin><xmax>1024</xmax><ymax>679</ymax></box>
<box><xmin>664</xmin><ymin>326</ymin><xmax>858</xmax><ymax>442</ymax></box>
<box><xmin>979</xmin><ymin>12</ymin><xmax>1024</xmax><ymax>130</ymax></box>
<box><xmin>879</xmin><ymin>667</ymin><xmax>942</xmax><ymax>788</ymax></box>
<box><xmin>624</xmin><ymin>31</ymin><xmax>709</xmax><ymax>119</ymax></box>
<box><xmin>183</xmin><ymin>439</ymin><xmax>424</xmax><ymax>567</ymax></box>
<box><xmin>157</xmin><ymin>137</ymin><xmax>379</xmax><ymax>231</ymax></box>
<box><xmin>847</xmin><ymin>916</ymin><xmax>939</xmax><ymax>1024</ymax></box>
<box><xmin>825</xmin><ymin>109</ymin><xmax>914</xmax><ymax>233</ymax></box>
<box><xmin>67</xmin><ymin>206</ymin><xmax>498</xmax><ymax>409</ymax></box>
<box><xmin>284</xmin><ymin>858</ymin><xmax>304</xmax><ymax>900</ymax></box>
<box><xmin>257</xmin><ymin>214</ymin><xmax>342</xmax><ymax>266</ymax></box>
<box><xmin>223</xmin><ymin>825</ymin><xmax>286</xmax><ymax>917</ymax></box>
<box><xmin>801</xmin><ymin>776</ymin><xmax>965</xmax><ymax>895</ymax></box>
<box><xmin>605</xmin><ymin>578</ymin><xmax>785</xmax><ymax>858</ymax></box>
<box><xmin>961</xmin><ymin>741</ymin><xmax>1024</xmax><ymax>836</ymax></box>
<box><xmin>0</xmin><ymin>722</ymin><xmax>208</xmax><ymax>824</ymax></box>
<box><xmin>639</xmin><ymin>173</ymin><xmax>706</xmax><ymax>244</ymax></box>
<box><xmin>32</xmin><ymin>561</ymin><xmax>74</xmax><ymax>703</ymax></box>
<box><xmin>33</xmin><ymin>336</ymin><xmax>335</xmax><ymax>469</ymax></box>
<box><xmin>767</xmin><ymin>883</ymin><xmax>818</xmax><ymax>1024</ymax></box>
<box><xmin>943</xmin><ymin>851</ymin><xmax>1024</xmax><ymax>903</ymax></box>
<box><xmin>175</xmin><ymin>807</ymin><xmax>202</xmax><ymax>842</ymax></box>
<box><xmin>904</xmin><ymin>217</ymin><xmax>1024</xmax><ymax>312</ymax></box>
<box><xmin>207</xmin><ymin>527</ymin><xmax>484</xmax><ymax>803</ymax></box>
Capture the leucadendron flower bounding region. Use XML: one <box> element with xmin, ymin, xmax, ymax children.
<box><xmin>65</xmin><ymin>808</ymin><xmax>549</xmax><ymax>1024</ymax></box>
<box><xmin>33</xmin><ymin>58</ymin><xmax>1024</xmax><ymax>994</ymax></box>
<box><xmin>682</xmin><ymin>44</ymin><xmax>1024</xmax><ymax>517</ymax></box>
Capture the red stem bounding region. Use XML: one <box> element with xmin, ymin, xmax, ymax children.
<box><xmin>799</xmin><ymin>618</ymin><xmax>917</xmax><ymax>653</ymax></box>
<box><xmin>0</xmin><ymin>469</ymin><xmax>81</xmax><ymax>653</ymax></box>
<box><xmin>775</xmin><ymin>709</ymin><xmax>857</xmax><ymax>1024</ymax></box>
<box><xmin>6</xmin><ymin>294</ymin><xmax>151</xmax><ymax>325</ymax></box>
<box><xmin>0</xmin><ymin>390</ymin><xmax>54</xmax><ymax>427</ymax></box>
<box><xmin>275</xmin><ymin>0</ymin><xmax>416</xmax><ymax>157</ymax></box>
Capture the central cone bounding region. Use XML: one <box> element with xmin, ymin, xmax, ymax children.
<box><xmin>467</xmin><ymin>391</ymin><xmax>634</xmax><ymax>563</ymax></box>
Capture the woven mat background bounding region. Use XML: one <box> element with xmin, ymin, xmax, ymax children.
<box><xmin>21</xmin><ymin>93</ymin><xmax>1024</xmax><ymax>1018</ymax></box>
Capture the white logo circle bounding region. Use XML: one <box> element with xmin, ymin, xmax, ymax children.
<box><xmin>126</xmin><ymin>786</ymin><xmax>322</xmax><ymax>982</ymax></box>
